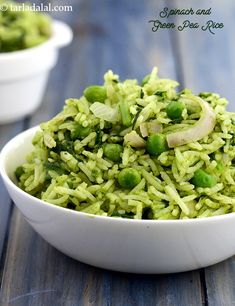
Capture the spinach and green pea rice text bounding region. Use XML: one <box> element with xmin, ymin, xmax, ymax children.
<box><xmin>0</xmin><ymin>0</ymin><xmax>51</xmax><ymax>52</ymax></box>
<box><xmin>16</xmin><ymin>68</ymin><xmax>235</xmax><ymax>219</ymax></box>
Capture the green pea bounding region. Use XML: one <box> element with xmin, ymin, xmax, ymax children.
<box><xmin>141</xmin><ymin>74</ymin><xmax>150</xmax><ymax>86</ymax></box>
<box><xmin>15</xmin><ymin>166</ymin><xmax>24</xmax><ymax>180</ymax></box>
<box><xmin>83</xmin><ymin>85</ymin><xmax>107</xmax><ymax>103</ymax></box>
<box><xmin>146</xmin><ymin>134</ymin><xmax>168</xmax><ymax>156</ymax></box>
<box><xmin>166</xmin><ymin>101</ymin><xmax>184</xmax><ymax>120</ymax></box>
<box><xmin>71</xmin><ymin>125</ymin><xmax>91</xmax><ymax>140</ymax></box>
<box><xmin>192</xmin><ymin>169</ymin><xmax>216</xmax><ymax>188</ymax></box>
<box><xmin>103</xmin><ymin>144</ymin><xmax>123</xmax><ymax>162</ymax></box>
<box><xmin>118</xmin><ymin>168</ymin><xmax>141</xmax><ymax>189</ymax></box>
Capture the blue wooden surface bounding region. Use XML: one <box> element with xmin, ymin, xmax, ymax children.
<box><xmin>0</xmin><ymin>0</ymin><xmax>234</xmax><ymax>305</ymax></box>
<box><xmin>171</xmin><ymin>0</ymin><xmax>235</xmax><ymax>112</ymax></box>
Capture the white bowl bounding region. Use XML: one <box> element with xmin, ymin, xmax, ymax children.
<box><xmin>1</xmin><ymin>126</ymin><xmax>235</xmax><ymax>274</ymax></box>
<box><xmin>0</xmin><ymin>20</ymin><xmax>73</xmax><ymax>124</ymax></box>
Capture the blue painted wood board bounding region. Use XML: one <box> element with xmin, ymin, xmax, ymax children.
<box><xmin>0</xmin><ymin>0</ymin><xmax>234</xmax><ymax>305</ymax></box>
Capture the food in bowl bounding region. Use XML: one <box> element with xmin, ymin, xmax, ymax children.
<box><xmin>0</xmin><ymin>13</ymin><xmax>72</xmax><ymax>124</ymax></box>
<box><xmin>15</xmin><ymin>68</ymin><xmax>235</xmax><ymax>220</ymax></box>
<box><xmin>0</xmin><ymin>0</ymin><xmax>51</xmax><ymax>52</ymax></box>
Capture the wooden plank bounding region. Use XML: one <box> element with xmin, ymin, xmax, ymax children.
<box><xmin>204</xmin><ymin>259</ymin><xmax>235</xmax><ymax>306</ymax></box>
<box><xmin>1</xmin><ymin>209</ymin><xmax>203</xmax><ymax>306</ymax></box>
<box><xmin>171</xmin><ymin>0</ymin><xmax>235</xmax><ymax>305</ymax></box>
<box><xmin>0</xmin><ymin>0</ymin><xmax>203</xmax><ymax>305</ymax></box>
<box><xmin>0</xmin><ymin>122</ymin><xmax>25</xmax><ymax>261</ymax></box>
<box><xmin>170</xmin><ymin>0</ymin><xmax>235</xmax><ymax>111</ymax></box>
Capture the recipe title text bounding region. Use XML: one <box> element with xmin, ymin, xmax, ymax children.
<box><xmin>149</xmin><ymin>7</ymin><xmax>224</xmax><ymax>34</ymax></box>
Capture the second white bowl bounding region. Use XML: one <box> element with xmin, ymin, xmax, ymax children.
<box><xmin>0</xmin><ymin>20</ymin><xmax>73</xmax><ymax>124</ymax></box>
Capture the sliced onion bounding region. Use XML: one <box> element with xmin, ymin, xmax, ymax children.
<box><xmin>148</xmin><ymin>120</ymin><xmax>163</xmax><ymax>134</ymax></box>
<box><xmin>140</xmin><ymin>123</ymin><xmax>148</xmax><ymax>137</ymax></box>
<box><xmin>124</xmin><ymin>131</ymin><xmax>146</xmax><ymax>148</ymax></box>
<box><xmin>167</xmin><ymin>96</ymin><xmax>216</xmax><ymax>148</ymax></box>
<box><xmin>90</xmin><ymin>102</ymin><xmax>118</xmax><ymax>122</ymax></box>
<box><xmin>140</xmin><ymin>121</ymin><xmax>162</xmax><ymax>137</ymax></box>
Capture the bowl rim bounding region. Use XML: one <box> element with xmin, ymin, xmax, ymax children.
<box><xmin>1</xmin><ymin>125</ymin><xmax>235</xmax><ymax>225</ymax></box>
<box><xmin>0</xmin><ymin>19</ymin><xmax>72</xmax><ymax>60</ymax></box>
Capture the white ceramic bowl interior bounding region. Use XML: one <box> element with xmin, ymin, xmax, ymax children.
<box><xmin>1</xmin><ymin>127</ymin><xmax>235</xmax><ymax>274</ymax></box>
<box><xmin>0</xmin><ymin>20</ymin><xmax>73</xmax><ymax>124</ymax></box>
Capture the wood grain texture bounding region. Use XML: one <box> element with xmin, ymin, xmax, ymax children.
<box><xmin>170</xmin><ymin>0</ymin><xmax>235</xmax><ymax>111</ymax></box>
<box><xmin>171</xmin><ymin>1</ymin><xmax>235</xmax><ymax>305</ymax></box>
<box><xmin>0</xmin><ymin>209</ymin><xmax>203</xmax><ymax>306</ymax></box>
<box><xmin>0</xmin><ymin>122</ymin><xmax>25</xmax><ymax>261</ymax></box>
<box><xmin>204</xmin><ymin>259</ymin><xmax>235</xmax><ymax>306</ymax></box>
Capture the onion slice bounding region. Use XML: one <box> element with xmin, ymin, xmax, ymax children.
<box><xmin>139</xmin><ymin>121</ymin><xmax>163</xmax><ymax>137</ymax></box>
<box><xmin>148</xmin><ymin>120</ymin><xmax>163</xmax><ymax>134</ymax></box>
<box><xmin>124</xmin><ymin>131</ymin><xmax>146</xmax><ymax>148</ymax></box>
<box><xmin>90</xmin><ymin>102</ymin><xmax>118</xmax><ymax>122</ymax></box>
<box><xmin>140</xmin><ymin>123</ymin><xmax>149</xmax><ymax>137</ymax></box>
<box><xmin>167</xmin><ymin>96</ymin><xmax>216</xmax><ymax>148</ymax></box>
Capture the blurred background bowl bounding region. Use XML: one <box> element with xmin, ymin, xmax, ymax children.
<box><xmin>0</xmin><ymin>20</ymin><xmax>73</xmax><ymax>124</ymax></box>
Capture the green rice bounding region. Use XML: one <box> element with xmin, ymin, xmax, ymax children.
<box><xmin>16</xmin><ymin>68</ymin><xmax>235</xmax><ymax>219</ymax></box>
<box><xmin>0</xmin><ymin>0</ymin><xmax>51</xmax><ymax>52</ymax></box>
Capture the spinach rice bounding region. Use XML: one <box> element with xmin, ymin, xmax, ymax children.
<box><xmin>0</xmin><ymin>0</ymin><xmax>51</xmax><ymax>52</ymax></box>
<box><xmin>16</xmin><ymin>68</ymin><xmax>235</xmax><ymax>219</ymax></box>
